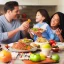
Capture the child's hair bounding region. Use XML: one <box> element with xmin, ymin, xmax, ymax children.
<box><xmin>50</xmin><ymin>12</ymin><xmax>64</xmax><ymax>38</ymax></box>
<box><xmin>36</xmin><ymin>9</ymin><xmax>50</xmax><ymax>23</ymax></box>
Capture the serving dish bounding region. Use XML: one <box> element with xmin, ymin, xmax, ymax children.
<box><xmin>8</xmin><ymin>47</ymin><xmax>37</xmax><ymax>52</ymax></box>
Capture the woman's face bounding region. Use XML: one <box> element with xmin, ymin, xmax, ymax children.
<box><xmin>36</xmin><ymin>11</ymin><xmax>45</xmax><ymax>22</ymax></box>
<box><xmin>51</xmin><ymin>14</ymin><xmax>60</xmax><ymax>27</ymax></box>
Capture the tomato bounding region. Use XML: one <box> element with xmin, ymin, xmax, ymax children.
<box><xmin>49</xmin><ymin>40</ymin><xmax>55</xmax><ymax>45</ymax></box>
<box><xmin>52</xmin><ymin>43</ymin><xmax>56</xmax><ymax>47</ymax></box>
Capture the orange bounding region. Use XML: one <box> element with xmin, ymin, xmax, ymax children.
<box><xmin>0</xmin><ymin>50</ymin><xmax>12</xmax><ymax>63</ymax></box>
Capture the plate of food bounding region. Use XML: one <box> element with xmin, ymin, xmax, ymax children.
<box><xmin>8</xmin><ymin>42</ymin><xmax>37</xmax><ymax>52</ymax></box>
<box><xmin>31</xmin><ymin>28</ymin><xmax>45</xmax><ymax>33</ymax></box>
<box><xmin>34</xmin><ymin>37</ymin><xmax>49</xmax><ymax>46</ymax></box>
<box><xmin>18</xmin><ymin>38</ymin><xmax>33</xmax><ymax>45</ymax></box>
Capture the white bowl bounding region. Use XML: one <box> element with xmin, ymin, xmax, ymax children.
<box><xmin>34</xmin><ymin>41</ymin><xmax>49</xmax><ymax>46</ymax></box>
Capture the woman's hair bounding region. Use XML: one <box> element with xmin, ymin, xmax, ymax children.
<box><xmin>36</xmin><ymin>9</ymin><xmax>50</xmax><ymax>23</ymax></box>
<box><xmin>50</xmin><ymin>12</ymin><xmax>64</xmax><ymax>38</ymax></box>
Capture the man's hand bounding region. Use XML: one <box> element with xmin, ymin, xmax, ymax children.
<box><xmin>19</xmin><ymin>22</ymin><xmax>29</xmax><ymax>31</ymax></box>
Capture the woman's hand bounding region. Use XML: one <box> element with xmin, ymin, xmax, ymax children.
<box><xmin>55</xmin><ymin>28</ymin><xmax>64</xmax><ymax>42</ymax></box>
<box><xmin>55</xmin><ymin>28</ymin><xmax>62</xmax><ymax>36</ymax></box>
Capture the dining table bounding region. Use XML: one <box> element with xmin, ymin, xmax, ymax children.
<box><xmin>0</xmin><ymin>42</ymin><xmax>64</xmax><ymax>64</ymax></box>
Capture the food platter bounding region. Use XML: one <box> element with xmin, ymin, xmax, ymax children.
<box><xmin>34</xmin><ymin>37</ymin><xmax>49</xmax><ymax>46</ymax></box>
<box><xmin>18</xmin><ymin>38</ymin><xmax>33</xmax><ymax>45</ymax></box>
<box><xmin>8</xmin><ymin>42</ymin><xmax>37</xmax><ymax>52</ymax></box>
<box><xmin>8</xmin><ymin>47</ymin><xmax>37</xmax><ymax>52</ymax></box>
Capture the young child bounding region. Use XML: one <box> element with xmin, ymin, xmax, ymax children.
<box><xmin>50</xmin><ymin>12</ymin><xmax>64</xmax><ymax>42</ymax></box>
<box><xmin>29</xmin><ymin>9</ymin><xmax>55</xmax><ymax>41</ymax></box>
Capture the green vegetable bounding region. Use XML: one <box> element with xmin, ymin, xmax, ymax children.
<box><xmin>32</xmin><ymin>28</ymin><xmax>38</xmax><ymax>31</ymax></box>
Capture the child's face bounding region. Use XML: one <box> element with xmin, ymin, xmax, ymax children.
<box><xmin>36</xmin><ymin>11</ymin><xmax>45</xmax><ymax>22</ymax></box>
<box><xmin>51</xmin><ymin>14</ymin><xmax>60</xmax><ymax>27</ymax></box>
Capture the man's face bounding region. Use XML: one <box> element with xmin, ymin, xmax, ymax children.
<box><xmin>9</xmin><ymin>6</ymin><xmax>20</xmax><ymax>19</ymax></box>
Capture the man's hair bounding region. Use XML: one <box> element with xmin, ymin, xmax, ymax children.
<box><xmin>4</xmin><ymin>1</ymin><xmax>19</xmax><ymax>13</ymax></box>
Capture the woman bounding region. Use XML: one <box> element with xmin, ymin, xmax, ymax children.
<box><xmin>50</xmin><ymin>12</ymin><xmax>64</xmax><ymax>42</ymax></box>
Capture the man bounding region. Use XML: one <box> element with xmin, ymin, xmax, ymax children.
<box><xmin>0</xmin><ymin>1</ymin><xmax>29</xmax><ymax>44</ymax></box>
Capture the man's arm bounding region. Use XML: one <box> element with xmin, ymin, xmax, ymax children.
<box><xmin>8</xmin><ymin>28</ymin><xmax>20</xmax><ymax>38</ymax></box>
<box><xmin>0</xmin><ymin>22</ymin><xmax>29</xmax><ymax>41</ymax></box>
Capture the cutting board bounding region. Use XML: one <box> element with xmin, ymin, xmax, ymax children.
<box><xmin>23</xmin><ymin>58</ymin><xmax>56</xmax><ymax>64</ymax></box>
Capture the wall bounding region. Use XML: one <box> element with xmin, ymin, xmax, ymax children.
<box><xmin>56</xmin><ymin>0</ymin><xmax>64</xmax><ymax>13</ymax></box>
<box><xmin>0</xmin><ymin>0</ymin><xmax>58</xmax><ymax>5</ymax></box>
<box><xmin>20</xmin><ymin>6</ymin><xmax>56</xmax><ymax>19</ymax></box>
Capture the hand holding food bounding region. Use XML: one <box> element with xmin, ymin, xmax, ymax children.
<box><xmin>19</xmin><ymin>21</ymin><xmax>29</xmax><ymax>31</ymax></box>
<box><xmin>26</xmin><ymin>19</ymin><xmax>31</xmax><ymax>23</ymax></box>
<box><xmin>31</xmin><ymin>28</ymin><xmax>45</xmax><ymax>37</ymax></box>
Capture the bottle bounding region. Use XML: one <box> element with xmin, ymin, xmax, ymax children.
<box><xmin>26</xmin><ymin>19</ymin><xmax>31</xmax><ymax>23</ymax></box>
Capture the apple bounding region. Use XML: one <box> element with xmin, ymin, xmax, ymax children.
<box><xmin>30</xmin><ymin>53</ymin><xmax>41</xmax><ymax>62</ymax></box>
<box><xmin>51</xmin><ymin>54</ymin><xmax>60</xmax><ymax>62</ymax></box>
<box><xmin>41</xmin><ymin>43</ymin><xmax>51</xmax><ymax>49</ymax></box>
<box><xmin>49</xmin><ymin>40</ymin><xmax>56</xmax><ymax>45</ymax></box>
<box><xmin>40</xmin><ymin>53</ymin><xmax>46</xmax><ymax>60</ymax></box>
<box><xmin>52</xmin><ymin>43</ymin><xmax>56</xmax><ymax>47</ymax></box>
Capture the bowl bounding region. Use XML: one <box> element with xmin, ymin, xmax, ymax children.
<box><xmin>52</xmin><ymin>46</ymin><xmax>59</xmax><ymax>52</ymax></box>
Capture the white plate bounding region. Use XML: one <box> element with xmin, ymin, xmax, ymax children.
<box><xmin>8</xmin><ymin>47</ymin><xmax>37</xmax><ymax>52</ymax></box>
<box><xmin>8</xmin><ymin>42</ymin><xmax>18</xmax><ymax>47</ymax></box>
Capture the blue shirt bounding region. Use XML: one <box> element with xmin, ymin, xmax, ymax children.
<box><xmin>52</xmin><ymin>29</ymin><xmax>60</xmax><ymax>42</ymax></box>
<box><xmin>33</xmin><ymin>22</ymin><xmax>55</xmax><ymax>41</ymax></box>
<box><xmin>0</xmin><ymin>15</ymin><xmax>24</xmax><ymax>44</ymax></box>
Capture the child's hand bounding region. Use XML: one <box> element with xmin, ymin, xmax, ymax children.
<box><xmin>55</xmin><ymin>28</ymin><xmax>62</xmax><ymax>36</ymax></box>
<box><xmin>35</xmin><ymin>31</ymin><xmax>42</xmax><ymax>37</ymax></box>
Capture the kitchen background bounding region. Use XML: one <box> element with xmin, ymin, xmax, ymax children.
<box><xmin>0</xmin><ymin>0</ymin><xmax>64</xmax><ymax>27</ymax></box>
